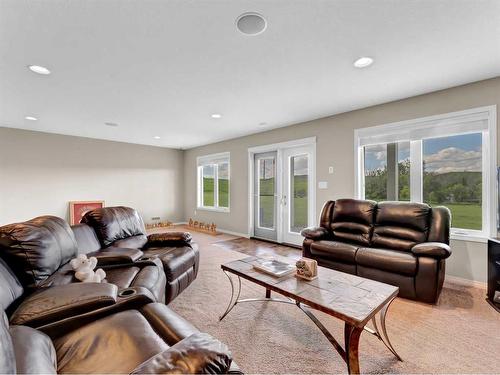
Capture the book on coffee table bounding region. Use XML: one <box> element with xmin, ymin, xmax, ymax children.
<box><xmin>253</xmin><ymin>258</ymin><xmax>295</xmax><ymax>277</ymax></box>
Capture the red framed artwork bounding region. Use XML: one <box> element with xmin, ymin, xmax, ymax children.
<box><xmin>69</xmin><ymin>201</ymin><xmax>105</xmax><ymax>225</ymax></box>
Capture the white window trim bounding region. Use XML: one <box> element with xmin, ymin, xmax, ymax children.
<box><xmin>196</xmin><ymin>152</ymin><xmax>230</xmax><ymax>212</ymax></box>
<box><xmin>354</xmin><ymin>105</ymin><xmax>497</xmax><ymax>241</ymax></box>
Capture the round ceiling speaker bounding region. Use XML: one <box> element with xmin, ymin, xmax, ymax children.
<box><xmin>236</xmin><ymin>12</ymin><xmax>267</xmax><ymax>35</ymax></box>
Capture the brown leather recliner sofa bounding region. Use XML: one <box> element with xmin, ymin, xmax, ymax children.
<box><xmin>0</xmin><ymin>256</ymin><xmax>241</xmax><ymax>374</ymax></box>
<box><xmin>301</xmin><ymin>199</ymin><xmax>452</xmax><ymax>303</ymax></box>
<box><xmin>78</xmin><ymin>206</ymin><xmax>200</xmax><ymax>304</ymax></box>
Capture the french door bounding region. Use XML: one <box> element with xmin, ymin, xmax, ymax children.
<box><xmin>252</xmin><ymin>142</ymin><xmax>315</xmax><ymax>245</ymax></box>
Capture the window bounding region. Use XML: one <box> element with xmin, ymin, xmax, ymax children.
<box><xmin>197</xmin><ymin>152</ymin><xmax>230</xmax><ymax>211</ymax></box>
<box><xmin>355</xmin><ymin>106</ymin><xmax>497</xmax><ymax>239</ymax></box>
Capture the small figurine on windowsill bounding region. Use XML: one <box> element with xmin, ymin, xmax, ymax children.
<box><xmin>295</xmin><ymin>258</ymin><xmax>318</xmax><ymax>281</ymax></box>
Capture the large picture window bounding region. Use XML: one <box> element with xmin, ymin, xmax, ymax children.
<box><xmin>355</xmin><ymin>106</ymin><xmax>497</xmax><ymax>239</ymax></box>
<box><xmin>197</xmin><ymin>152</ymin><xmax>230</xmax><ymax>211</ymax></box>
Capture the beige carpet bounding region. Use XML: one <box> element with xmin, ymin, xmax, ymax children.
<box><xmin>168</xmin><ymin>231</ymin><xmax>499</xmax><ymax>374</ymax></box>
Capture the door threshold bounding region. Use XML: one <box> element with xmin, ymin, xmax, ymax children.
<box><xmin>250</xmin><ymin>236</ymin><xmax>302</xmax><ymax>249</ymax></box>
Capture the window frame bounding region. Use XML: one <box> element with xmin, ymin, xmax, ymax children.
<box><xmin>196</xmin><ymin>152</ymin><xmax>230</xmax><ymax>212</ymax></box>
<box><xmin>354</xmin><ymin>106</ymin><xmax>497</xmax><ymax>242</ymax></box>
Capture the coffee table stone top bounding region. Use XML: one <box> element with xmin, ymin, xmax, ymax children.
<box><xmin>222</xmin><ymin>256</ymin><xmax>399</xmax><ymax>326</ymax></box>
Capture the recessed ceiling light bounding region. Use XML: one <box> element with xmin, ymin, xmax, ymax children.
<box><xmin>25</xmin><ymin>116</ymin><xmax>38</xmax><ymax>121</ymax></box>
<box><xmin>154</xmin><ymin>136</ymin><xmax>161</xmax><ymax>139</ymax></box>
<box><xmin>104</xmin><ymin>122</ymin><xmax>119</xmax><ymax>127</ymax></box>
<box><xmin>211</xmin><ymin>113</ymin><xmax>222</xmax><ymax>119</ymax></box>
<box><xmin>353</xmin><ymin>57</ymin><xmax>374</xmax><ymax>68</ymax></box>
<box><xmin>28</xmin><ymin>65</ymin><xmax>51</xmax><ymax>75</ymax></box>
<box><xmin>236</xmin><ymin>12</ymin><xmax>267</xmax><ymax>35</ymax></box>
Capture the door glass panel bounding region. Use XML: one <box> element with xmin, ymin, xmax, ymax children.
<box><xmin>290</xmin><ymin>155</ymin><xmax>308</xmax><ymax>233</ymax></box>
<box><xmin>202</xmin><ymin>165</ymin><xmax>215</xmax><ymax>207</ymax></box>
<box><xmin>397</xmin><ymin>142</ymin><xmax>411</xmax><ymax>201</ymax></box>
<box><xmin>423</xmin><ymin>133</ymin><xmax>482</xmax><ymax>230</ymax></box>
<box><xmin>258</xmin><ymin>158</ymin><xmax>275</xmax><ymax>229</ymax></box>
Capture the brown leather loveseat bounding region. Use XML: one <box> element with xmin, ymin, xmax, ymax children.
<box><xmin>301</xmin><ymin>199</ymin><xmax>451</xmax><ymax>303</ymax></box>
<box><xmin>78</xmin><ymin>206</ymin><xmax>200</xmax><ymax>303</ymax></box>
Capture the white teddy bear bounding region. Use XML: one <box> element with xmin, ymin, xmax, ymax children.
<box><xmin>70</xmin><ymin>254</ymin><xmax>106</xmax><ymax>283</ymax></box>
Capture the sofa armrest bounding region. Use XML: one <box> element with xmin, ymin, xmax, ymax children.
<box><xmin>411</xmin><ymin>242</ymin><xmax>452</xmax><ymax>259</ymax></box>
<box><xmin>300</xmin><ymin>226</ymin><xmax>329</xmax><ymax>241</ymax></box>
<box><xmin>146</xmin><ymin>232</ymin><xmax>193</xmax><ymax>248</ymax></box>
<box><xmin>10</xmin><ymin>283</ymin><xmax>117</xmax><ymax>327</ymax></box>
<box><xmin>131</xmin><ymin>333</ymin><xmax>233</xmax><ymax>374</ymax></box>
<box><xmin>89</xmin><ymin>247</ymin><xmax>144</xmax><ymax>266</ymax></box>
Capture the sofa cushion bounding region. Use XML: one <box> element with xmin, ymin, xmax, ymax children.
<box><xmin>356</xmin><ymin>247</ymin><xmax>417</xmax><ymax>276</ymax></box>
<box><xmin>0</xmin><ymin>258</ymin><xmax>23</xmax><ymax>312</ymax></box>
<box><xmin>310</xmin><ymin>241</ymin><xmax>359</xmax><ymax>263</ymax></box>
<box><xmin>54</xmin><ymin>310</ymin><xmax>169</xmax><ymax>374</ymax></box>
<box><xmin>372</xmin><ymin>202</ymin><xmax>431</xmax><ymax>251</ymax></box>
<box><xmin>81</xmin><ymin>206</ymin><xmax>147</xmax><ymax>247</ymax></box>
<box><xmin>331</xmin><ymin>199</ymin><xmax>376</xmax><ymax>246</ymax></box>
<box><xmin>9</xmin><ymin>325</ymin><xmax>57</xmax><ymax>374</ymax></box>
<box><xmin>143</xmin><ymin>246</ymin><xmax>197</xmax><ymax>281</ymax></box>
<box><xmin>71</xmin><ymin>224</ymin><xmax>101</xmax><ymax>254</ymax></box>
<box><xmin>0</xmin><ymin>216</ymin><xmax>78</xmax><ymax>289</ymax></box>
<box><xmin>0</xmin><ymin>313</ymin><xmax>16</xmax><ymax>374</ymax></box>
<box><xmin>113</xmin><ymin>234</ymin><xmax>148</xmax><ymax>249</ymax></box>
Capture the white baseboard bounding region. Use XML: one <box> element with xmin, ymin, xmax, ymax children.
<box><xmin>445</xmin><ymin>275</ymin><xmax>487</xmax><ymax>290</ymax></box>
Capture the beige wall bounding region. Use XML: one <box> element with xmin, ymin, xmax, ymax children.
<box><xmin>184</xmin><ymin>77</ymin><xmax>500</xmax><ymax>283</ymax></box>
<box><xmin>0</xmin><ymin>128</ymin><xmax>184</xmax><ymax>225</ymax></box>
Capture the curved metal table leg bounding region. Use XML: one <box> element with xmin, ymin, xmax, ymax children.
<box><xmin>219</xmin><ymin>271</ymin><xmax>241</xmax><ymax>321</ymax></box>
<box><xmin>369</xmin><ymin>296</ymin><xmax>402</xmax><ymax>361</ymax></box>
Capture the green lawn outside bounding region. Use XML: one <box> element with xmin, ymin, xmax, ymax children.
<box><xmin>434</xmin><ymin>203</ymin><xmax>481</xmax><ymax>230</ymax></box>
<box><xmin>202</xmin><ymin>178</ymin><xmax>229</xmax><ymax>208</ymax></box>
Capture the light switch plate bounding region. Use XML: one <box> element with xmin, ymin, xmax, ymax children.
<box><xmin>328</xmin><ymin>166</ymin><xmax>334</xmax><ymax>174</ymax></box>
<box><xmin>318</xmin><ymin>181</ymin><xmax>328</xmax><ymax>189</ymax></box>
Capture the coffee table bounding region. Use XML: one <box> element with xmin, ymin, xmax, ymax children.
<box><xmin>220</xmin><ymin>256</ymin><xmax>402</xmax><ymax>374</ymax></box>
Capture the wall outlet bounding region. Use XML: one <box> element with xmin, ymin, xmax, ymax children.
<box><xmin>318</xmin><ymin>181</ymin><xmax>328</xmax><ymax>189</ymax></box>
<box><xmin>194</xmin><ymin>210</ymin><xmax>197</xmax><ymax>215</ymax></box>
<box><xmin>328</xmin><ymin>166</ymin><xmax>334</xmax><ymax>174</ymax></box>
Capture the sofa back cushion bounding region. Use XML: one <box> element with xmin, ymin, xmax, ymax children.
<box><xmin>0</xmin><ymin>216</ymin><xmax>78</xmax><ymax>289</ymax></box>
<box><xmin>71</xmin><ymin>224</ymin><xmax>102</xmax><ymax>254</ymax></box>
<box><xmin>81</xmin><ymin>206</ymin><xmax>146</xmax><ymax>247</ymax></box>
<box><xmin>0</xmin><ymin>313</ymin><xmax>16</xmax><ymax>375</ymax></box>
<box><xmin>331</xmin><ymin>199</ymin><xmax>376</xmax><ymax>246</ymax></box>
<box><xmin>10</xmin><ymin>325</ymin><xmax>57</xmax><ymax>374</ymax></box>
<box><xmin>372</xmin><ymin>202</ymin><xmax>430</xmax><ymax>251</ymax></box>
<box><xmin>0</xmin><ymin>258</ymin><xmax>23</xmax><ymax>313</ymax></box>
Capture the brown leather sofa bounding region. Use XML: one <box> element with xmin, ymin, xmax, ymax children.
<box><xmin>79</xmin><ymin>206</ymin><xmax>200</xmax><ymax>303</ymax></box>
<box><xmin>0</xmin><ymin>215</ymin><xmax>166</xmax><ymax>303</ymax></box>
<box><xmin>0</xmin><ymin>257</ymin><xmax>241</xmax><ymax>374</ymax></box>
<box><xmin>301</xmin><ymin>199</ymin><xmax>452</xmax><ymax>303</ymax></box>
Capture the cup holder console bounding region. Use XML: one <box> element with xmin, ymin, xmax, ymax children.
<box><xmin>118</xmin><ymin>288</ymin><xmax>137</xmax><ymax>298</ymax></box>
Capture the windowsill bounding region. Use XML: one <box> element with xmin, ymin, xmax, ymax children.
<box><xmin>450</xmin><ymin>233</ymin><xmax>488</xmax><ymax>243</ymax></box>
<box><xmin>196</xmin><ymin>206</ymin><xmax>230</xmax><ymax>213</ymax></box>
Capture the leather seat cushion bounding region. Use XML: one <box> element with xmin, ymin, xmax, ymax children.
<box><xmin>9</xmin><ymin>325</ymin><xmax>57</xmax><ymax>374</ymax></box>
<box><xmin>71</xmin><ymin>224</ymin><xmax>101</xmax><ymax>254</ymax></box>
<box><xmin>143</xmin><ymin>246</ymin><xmax>197</xmax><ymax>281</ymax></box>
<box><xmin>330</xmin><ymin>199</ymin><xmax>376</xmax><ymax>245</ymax></box>
<box><xmin>54</xmin><ymin>310</ymin><xmax>169</xmax><ymax>374</ymax></box>
<box><xmin>372</xmin><ymin>202</ymin><xmax>431</xmax><ymax>250</ymax></box>
<box><xmin>105</xmin><ymin>267</ymin><xmax>141</xmax><ymax>288</ymax></box>
<box><xmin>81</xmin><ymin>207</ymin><xmax>147</xmax><ymax>247</ymax></box>
<box><xmin>356</xmin><ymin>247</ymin><xmax>417</xmax><ymax>276</ymax></box>
<box><xmin>310</xmin><ymin>241</ymin><xmax>359</xmax><ymax>263</ymax></box>
<box><xmin>0</xmin><ymin>216</ymin><xmax>78</xmax><ymax>289</ymax></box>
<box><xmin>112</xmin><ymin>234</ymin><xmax>148</xmax><ymax>249</ymax></box>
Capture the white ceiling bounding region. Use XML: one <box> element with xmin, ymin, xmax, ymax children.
<box><xmin>1</xmin><ymin>0</ymin><xmax>499</xmax><ymax>149</ymax></box>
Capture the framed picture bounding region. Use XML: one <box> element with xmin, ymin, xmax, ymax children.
<box><xmin>69</xmin><ymin>201</ymin><xmax>105</xmax><ymax>225</ymax></box>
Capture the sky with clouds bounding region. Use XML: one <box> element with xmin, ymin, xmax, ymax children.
<box><xmin>364</xmin><ymin>133</ymin><xmax>482</xmax><ymax>174</ymax></box>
